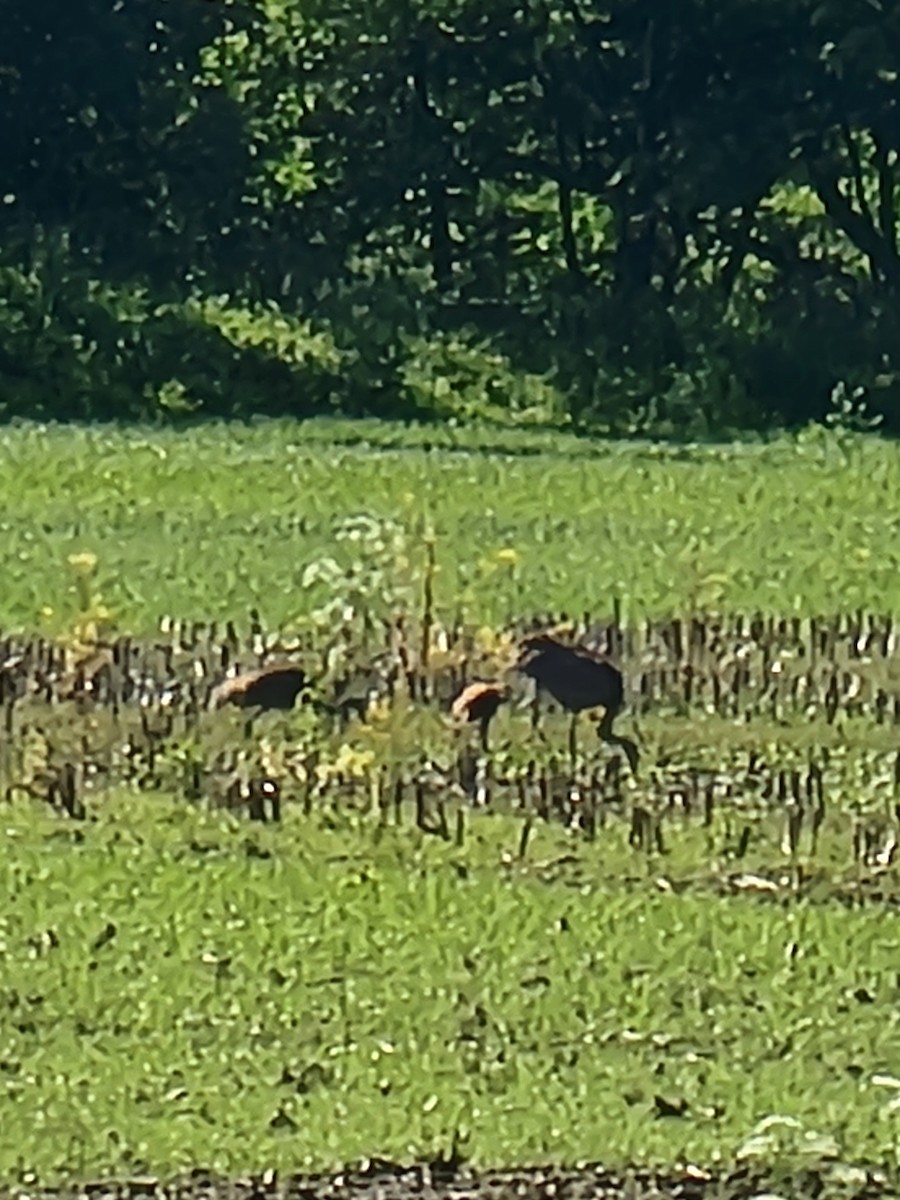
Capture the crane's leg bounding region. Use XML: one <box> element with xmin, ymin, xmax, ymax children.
<box><xmin>595</xmin><ymin>708</ymin><xmax>612</xmax><ymax>771</ymax></box>
<box><xmin>567</xmin><ymin>712</ymin><xmax>579</xmax><ymax>767</ymax></box>
<box><xmin>530</xmin><ymin>686</ymin><xmax>542</xmax><ymax>731</ymax></box>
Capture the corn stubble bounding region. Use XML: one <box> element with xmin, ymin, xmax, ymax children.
<box><xmin>0</xmin><ymin>606</ymin><xmax>897</xmax><ymax>891</ymax></box>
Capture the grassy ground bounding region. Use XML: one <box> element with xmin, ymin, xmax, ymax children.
<box><xmin>3</xmin><ymin>795</ymin><xmax>900</xmax><ymax>1185</ymax></box>
<box><xmin>3</xmin><ymin>417</ymin><xmax>900</xmax><ymax>1186</ymax></box>
<box><xmin>2</xmin><ymin>418</ymin><xmax>899</xmax><ymax>634</ymax></box>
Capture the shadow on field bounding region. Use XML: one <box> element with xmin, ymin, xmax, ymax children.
<box><xmin>0</xmin><ymin>405</ymin><xmax>795</xmax><ymax>468</ymax></box>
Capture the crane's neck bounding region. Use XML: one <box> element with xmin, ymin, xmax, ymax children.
<box><xmin>596</xmin><ymin>707</ymin><xmax>640</xmax><ymax>774</ymax></box>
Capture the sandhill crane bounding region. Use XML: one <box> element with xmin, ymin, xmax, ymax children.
<box><xmin>210</xmin><ymin>663</ymin><xmax>308</xmax><ymax>712</ymax></box>
<box><xmin>450</xmin><ymin>681</ymin><xmax>508</xmax><ymax>751</ymax></box>
<box><xmin>516</xmin><ymin>633</ymin><xmax>639</xmax><ymax>772</ymax></box>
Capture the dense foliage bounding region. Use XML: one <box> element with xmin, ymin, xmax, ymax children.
<box><xmin>2</xmin><ymin>0</ymin><xmax>899</xmax><ymax>433</ymax></box>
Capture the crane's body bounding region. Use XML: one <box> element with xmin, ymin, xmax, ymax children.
<box><xmin>518</xmin><ymin>634</ymin><xmax>624</xmax><ymax>714</ymax></box>
<box><xmin>516</xmin><ymin>634</ymin><xmax>639</xmax><ymax>772</ymax></box>
<box><xmin>210</xmin><ymin>663</ymin><xmax>308</xmax><ymax>712</ymax></box>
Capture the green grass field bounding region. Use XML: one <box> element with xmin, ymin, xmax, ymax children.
<box><xmin>3</xmin><ymin>417</ymin><xmax>900</xmax><ymax>1187</ymax></box>
<box><xmin>3</xmin><ymin>418</ymin><xmax>899</xmax><ymax>634</ymax></box>
<box><xmin>3</xmin><ymin>795</ymin><xmax>900</xmax><ymax>1185</ymax></box>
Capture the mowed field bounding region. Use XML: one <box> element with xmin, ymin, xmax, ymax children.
<box><xmin>3</xmin><ymin>419</ymin><xmax>900</xmax><ymax>1188</ymax></box>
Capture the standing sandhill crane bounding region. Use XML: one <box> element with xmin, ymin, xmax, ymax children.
<box><xmin>516</xmin><ymin>634</ymin><xmax>639</xmax><ymax>772</ymax></box>
<box><xmin>210</xmin><ymin>662</ymin><xmax>308</xmax><ymax>712</ymax></box>
<box><xmin>450</xmin><ymin>681</ymin><xmax>508</xmax><ymax>751</ymax></box>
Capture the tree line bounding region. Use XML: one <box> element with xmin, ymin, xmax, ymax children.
<box><xmin>1</xmin><ymin>0</ymin><xmax>898</xmax><ymax>433</ymax></box>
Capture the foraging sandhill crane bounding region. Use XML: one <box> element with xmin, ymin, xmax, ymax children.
<box><xmin>450</xmin><ymin>681</ymin><xmax>508</xmax><ymax>751</ymax></box>
<box><xmin>516</xmin><ymin>633</ymin><xmax>639</xmax><ymax>772</ymax></box>
<box><xmin>210</xmin><ymin>663</ymin><xmax>308</xmax><ymax>712</ymax></box>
